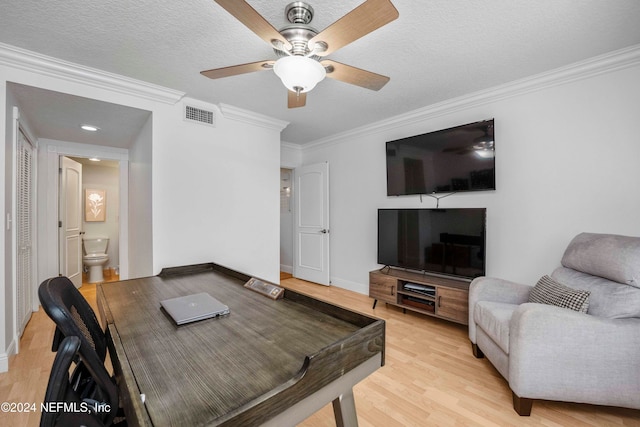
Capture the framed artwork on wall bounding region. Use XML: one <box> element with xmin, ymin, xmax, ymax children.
<box><xmin>85</xmin><ymin>188</ymin><xmax>106</xmax><ymax>222</ymax></box>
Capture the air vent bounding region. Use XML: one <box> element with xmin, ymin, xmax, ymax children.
<box><xmin>184</xmin><ymin>105</ymin><xmax>215</xmax><ymax>127</ymax></box>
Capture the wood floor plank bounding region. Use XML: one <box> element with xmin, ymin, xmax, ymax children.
<box><xmin>280</xmin><ymin>277</ymin><xmax>640</xmax><ymax>427</ymax></box>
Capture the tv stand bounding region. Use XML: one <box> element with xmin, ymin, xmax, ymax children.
<box><xmin>369</xmin><ymin>268</ymin><xmax>470</xmax><ymax>325</ymax></box>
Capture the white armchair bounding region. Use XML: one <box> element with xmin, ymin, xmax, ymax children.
<box><xmin>468</xmin><ymin>233</ymin><xmax>640</xmax><ymax>415</ymax></box>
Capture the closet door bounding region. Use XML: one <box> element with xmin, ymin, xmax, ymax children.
<box><xmin>16</xmin><ymin>128</ymin><xmax>34</xmax><ymax>336</ymax></box>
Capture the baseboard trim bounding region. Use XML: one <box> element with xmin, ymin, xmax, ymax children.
<box><xmin>280</xmin><ymin>264</ymin><xmax>293</xmax><ymax>274</ymax></box>
<box><xmin>0</xmin><ymin>338</ymin><xmax>17</xmax><ymax>372</ymax></box>
<box><xmin>329</xmin><ymin>276</ymin><xmax>368</xmax><ymax>295</ymax></box>
<box><xmin>0</xmin><ymin>353</ymin><xmax>8</xmax><ymax>372</ymax></box>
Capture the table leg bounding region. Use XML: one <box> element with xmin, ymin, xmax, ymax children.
<box><xmin>261</xmin><ymin>354</ymin><xmax>380</xmax><ymax>427</ymax></box>
<box><xmin>332</xmin><ymin>388</ymin><xmax>358</xmax><ymax>427</ymax></box>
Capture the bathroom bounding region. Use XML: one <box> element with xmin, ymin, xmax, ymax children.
<box><xmin>70</xmin><ymin>156</ymin><xmax>120</xmax><ymax>284</ymax></box>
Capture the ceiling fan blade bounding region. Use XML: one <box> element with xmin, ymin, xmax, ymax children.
<box><xmin>214</xmin><ymin>0</ymin><xmax>291</xmax><ymax>50</ymax></box>
<box><xmin>200</xmin><ymin>60</ymin><xmax>274</xmax><ymax>79</ymax></box>
<box><xmin>322</xmin><ymin>60</ymin><xmax>390</xmax><ymax>91</ymax></box>
<box><xmin>309</xmin><ymin>0</ymin><xmax>399</xmax><ymax>57</ymax></box>
<box><xmin>288</xmin><ymin>90</ymin><xmax>307</xmax><ymax>108</ymax></box>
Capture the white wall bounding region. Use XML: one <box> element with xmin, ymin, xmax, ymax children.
<box><xmin>301</xmin><ymin>54</ymin><xmax>640</xmax><ymax>294</ymax></box>
<box><xmin>151</xmin><ymin>99</ymin><xmax>283</xmax><ymax>281</ymax></box>
<box><xmin>281</xmin><ymin>142</ymin><xmax>302</xmax><ymax>168</ymax></box>
<box><xmin>128</xmin><ymin>114</ymin><xmax>153</xmax><ymax>279</ymax></box>
<box><xmin>80</xmin><ymin>161</ymin><xmax>120</xmax><ymax>270</ymax></box>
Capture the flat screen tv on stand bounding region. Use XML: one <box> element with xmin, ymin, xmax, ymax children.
<box><xmin>377</xmin><ymin>208</ymin><xmax>486</xmax><ymax>281</ymax></box>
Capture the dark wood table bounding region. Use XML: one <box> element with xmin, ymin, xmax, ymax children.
<box><xmin>97</xmin><ymin>264</ymin><xmax>385</xmax><ymax>427</ymax></box>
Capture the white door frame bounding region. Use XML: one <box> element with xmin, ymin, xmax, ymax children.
<box><xmin>279</xmin><ymin>167</ymin><xmax>295</xmax><ymax>275</ymax></box>
<box><xmin>37</xmin><ymin>141</ymin><xmax>129</xmax><ymax>286</ymax></box>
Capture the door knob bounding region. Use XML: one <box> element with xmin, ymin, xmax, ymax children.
<box><xmin>319</xmin><ymin>229</ymin><xmax>329</xmax><ymax>234</ymax></box>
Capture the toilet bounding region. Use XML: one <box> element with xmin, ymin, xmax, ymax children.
<box><xmin>83</xmin><ymin>237</ymin><xmax>109</xmax><ymax>283</ymax></box>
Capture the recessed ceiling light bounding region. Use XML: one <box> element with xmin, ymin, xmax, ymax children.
<box><xmin>89</xmin><ymin>157</ymin><xmax>101</xmax><ymax>162</ymax></box>
<box><xmin>80</xmin><ymin>124</ymin><xmax>100</xmax><ymax>132</ymax></box>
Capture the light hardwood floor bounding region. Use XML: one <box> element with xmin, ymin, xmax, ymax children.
<box><xmin>1</xmin><ymin>275</ymin><xmax>638</xmax><ymax>427</ymax></box>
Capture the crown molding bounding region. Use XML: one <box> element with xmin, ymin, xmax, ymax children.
<box><xmin>301</xmin><ymin>43</ymin><xmax>640</xmax><ymax>152</ymax></box>
<box><xmin>281</xmin><ymin>141</ymin><xmax>303</xmax><ymax>151</ymax></box>
<box><xmin>219</xmin><ymin>103</ymin><xmax>289</xmax><ymax>132</ymax></box>
<box><xmin>0</xmin><ymin>42</ymin><xmax>184</xmax><ymax>104</ymax></box>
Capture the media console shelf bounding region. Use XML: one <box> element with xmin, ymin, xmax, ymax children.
<box><xmin>369</xmin><ymin>268</ymin><xmax>470</xmax><ymax>325</ymax></box>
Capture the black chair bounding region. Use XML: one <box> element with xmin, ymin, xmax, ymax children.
<box><xmin>40</xmin><ymin>336</ymin><xmax>103</xmax><ymax>427</ymax></box>
<box><xmin>38</xmin><ymin>276</ymin><xmax>120</xmax><ymax>426</ymax></box>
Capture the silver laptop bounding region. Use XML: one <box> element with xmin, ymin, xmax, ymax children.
<box><xmin>160</xmin><ymin>292</ymin><xmax>229</xmax><ymax>325</ymax></box>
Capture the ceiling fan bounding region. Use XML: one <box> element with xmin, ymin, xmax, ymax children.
<box><xmin>201</xmin><ymin>0</ymin><xmax>399</xmax><ymax>108</ymax></box>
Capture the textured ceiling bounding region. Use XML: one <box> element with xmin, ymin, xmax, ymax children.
<box><xmin>2</xmin><ymin>0</ymin><xmax>640</xmax><ymax>145</ymax></box>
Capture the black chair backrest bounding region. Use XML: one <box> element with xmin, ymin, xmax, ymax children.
<box><xmin>38</xmin><ymin>276</ymin><xmax>119</xmax><ymax>425</ymax></box>
<box><xmin>40</xmin><ymin>336</ymin><xmax>103</xmax><ymax>427</ymax></box>
<box><xmin>39</xmin><ymin>276</ymin><xmax>107</xmax><ymax>361</ymax></box>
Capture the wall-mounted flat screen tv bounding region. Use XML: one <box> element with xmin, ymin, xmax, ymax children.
<box><xmin>378</xmin><ymin>208</ymin><xmax>486</xmax><ymax>281</ymax></box>
<box><xmin>386</xmin><ymin>119</ymin><xmax>495</xmax><ymax>195</ymax></box>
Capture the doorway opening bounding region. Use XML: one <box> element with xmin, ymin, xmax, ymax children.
<box><xmin>60</xmin><ymin>156</ymin><xmax>121</xmax><ymax>287</ymax></box>
<box><xmin>280</xmin><ymin>168</ymin><xmax>294</xmax><ymax>279</ymax></box>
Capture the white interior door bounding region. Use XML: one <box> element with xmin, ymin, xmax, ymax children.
<box><xmin>60</xmin><ymin>157</ymin><xmax>83</xmax><ymax>288</ymax></box>
<box><xmin>293</xmin><ymin>162</ymin><xmax>330</xmax><ymax>285</ymax></box>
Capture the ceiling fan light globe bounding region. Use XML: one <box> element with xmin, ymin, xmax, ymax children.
<box><xmin>274</xmin><ymin>56</ymin><xmax>326</xmax><ymax>93</ymax></box>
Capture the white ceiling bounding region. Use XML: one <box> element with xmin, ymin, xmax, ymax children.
<box><xmin>9</xmin><ymin>83</ymin><xmax>151</xmax><ymax>148</ymax></box>
<box><xmin>2</xmin><ymin>0</ymin><xmax>640</xmax><ymax>146</ymax></box>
